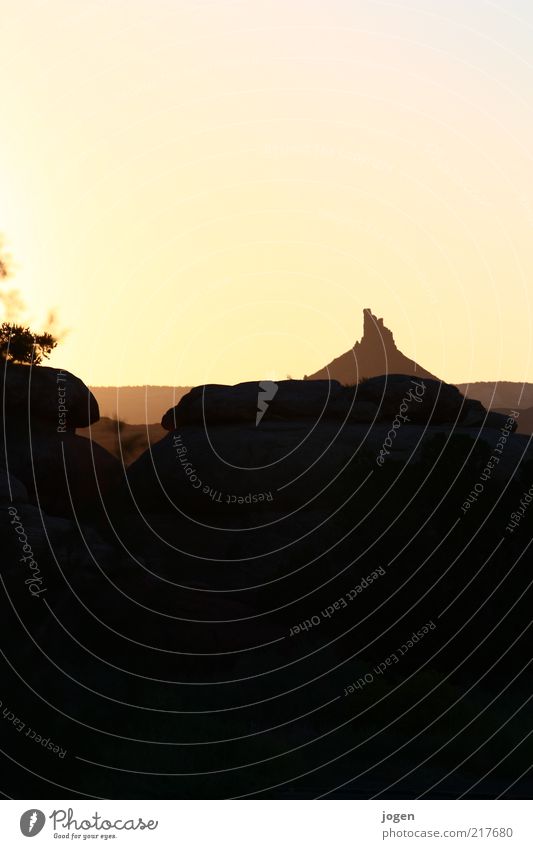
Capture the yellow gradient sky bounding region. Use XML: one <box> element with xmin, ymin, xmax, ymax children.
<box><xmin>1</xmin><ymin>0</ymin><xmax>533</xmax><ymax>386</ymax></box>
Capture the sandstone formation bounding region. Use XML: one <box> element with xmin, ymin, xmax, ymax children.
<box><xmin>0</xmin><ymin>364</ymin><xmax>121</xmax><ymax>515</ymax></box>
<box><xmin>1</xmin><ymin>363</ymin><xmax>99</xmax><ymax>430</ymax></box>
<box><xmin>161</xmin><ymin>375</ymin><xmax>514</xmax><ymax>431</ymax></box>
<box><xmin>2</xmin><ymin>362</ymin><xmax>532</xmax><ymax>800</ymax></box>
<box><xmin>306</xmin><ymin>308</ymin><xmax>438</xmax><ymax>384</ymax></box>
<box><xmin>125</xmin><ymin>376</ymin><xmax>526</xmax><ymax>516</ymax></box>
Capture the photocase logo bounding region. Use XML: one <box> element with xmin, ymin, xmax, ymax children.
<box><xmin>20</xmin><ymin>809</ymin><xmax>46</xmax><ymax>837</ymax></box>
<box><xmin>256</xmin><ymin>380</ymin><xmax>278</xmax><ymax>425</ymax></box>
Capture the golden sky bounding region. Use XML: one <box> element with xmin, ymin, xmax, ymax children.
<box><xmin>1</xmin><ymin>0</ymin><xmax>533</xmax><ymax>386</ymax></box>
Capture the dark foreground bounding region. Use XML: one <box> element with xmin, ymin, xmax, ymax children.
<box><xmin>1</xmin><ymin>369</ymin><xmax>532</xmax><ymax>798</ymax></box>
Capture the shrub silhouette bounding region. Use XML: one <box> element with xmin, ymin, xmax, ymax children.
<box><xmin>0</xmin><ymin>238</ymin><xmax>58</xmax><ymax>365</ymax></box>
<box><xmin>0</xmin><ymin>322</ymin><xmax>57</xmax><ymax>365</ymax></box>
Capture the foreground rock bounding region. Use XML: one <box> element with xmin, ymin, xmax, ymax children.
<box><xmin>1</xmin><ymin>363</ymin><xmax>99</xmax><ymax>430</ymax></box>
<box><xmin>2</xmin><ymin>430</ymin><xmax>122</xmax><ymax>516</ymax></box>
<box><xmin>161</xmin><ymin>379</ymin><xmax>346</xmax><ymax>430</ymax></box>
<box><xmin>1</xmin><ymin>365</ymin><xmax>121</xmax><ymax>515</ymax></box>
<box><xmin>354</xmin><ymin>374</ymin><xmax>516</xmax><ymax>428</ymax></box>
<box><xmin>126</xmin><ymin>377</ymin><xmax>527</xmax><ymax>516</ymax></box>
<box><xmin>2</xmin><ymin>369</ymin><xmax>532</xmax><ymax>799</ymax></box>
<box><xmin>162</xmin><ymin>375</ymin><xmax>514</xmax><ymax>431</ymax></box>
<box><xmin>0</xmin><ymin>468</ymin><xmax>28</xmax><ymax>504</ymax></box>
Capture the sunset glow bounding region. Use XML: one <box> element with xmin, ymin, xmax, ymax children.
<box><xmin>1</xmin><ymin>0</ymin><xmax>533</xmax><ymax>386</ymax></box>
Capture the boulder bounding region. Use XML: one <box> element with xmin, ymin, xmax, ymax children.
<box><xmin>127</xmin><ymin>415</ymin><xmax>533</xmax><ymax>517</ymax></box>
<box><xmin>458</xmin><ymin>399</ymin><xmax>487</xmax><ymax>427</ymax></box>
<box><xmin>139</xmin><ymin>376</ymin><xmax>527</xmax><ymax>519</ymax></box>
<box><xmin>162</xmin><ymin>379</ymin><xmax>345</xmax><ymax>430</ymax></box>
<box><xmin>318</xmin><ymin>391</ymin><xmax>381</xmax><ymax>423</ymax></box>
<box><xmin>1</xmin><ymin>364</ymin><xmax>99</xmax><ymax>430</ymax></box>
<box><xmin>2</xmin><ymin>432</ymin><xmax>122</xmax><ymax>516</ymax></box>
<box><xmin>356</xmin><ymin>374</ymin><xmax>469</xmax><ymax>424</ymax></box>
<box><xmin>0</xmin><ymin>469</ymin><xmax>28</xmax><ymax>503</ymax></box>
<box><xmin>163</xmin><ymin>376</ymin><xmax>490</xmax><ymax>431</ymax></box>
<box><xmin>485</xmin><ymin>411</ymin><xmax>518</xmax><ymax>431</ymax></box>
<box><xmin>458</xmin><ymin>399</ymin><xmax>518</xmax><ymax>432</ymax></box>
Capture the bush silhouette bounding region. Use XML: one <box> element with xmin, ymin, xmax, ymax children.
<box><xmin>0</xmin><ymin>238</ymin><xmax>58</xmax><ymax>365</ymax></box>
<box><xmin>0</xmin><ymin>322</ymin><xmax>56</xmax><ymax>365</ymax></box>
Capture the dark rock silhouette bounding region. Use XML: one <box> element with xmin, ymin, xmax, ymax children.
<box><xmin>87</xmin><ymin>378</ymin><xmax>533</xmax><ymax>438</ymax></box>
<box><xmin>161</xmin><ymin>375</ymin><xmax>513</xmax><ymax>430</ymax></box>
<box><xmin>1</xmin><ymin>365</ymin><xmax>121</xmax><ymax>515</ymax></box>
<box><xmin>161</xmin><ymin>379</ymin><xmax>345</xmax><ymax>430</ymax></box>
<box><xmin>126</xmin><ymin>376</ymin><xmax>524</xmax><ymax>516</ymax></box>
<box><xmin>307</xmin><ymin>308</ymin><xmax>438</xmax><ymax>384</ymax></box>
<box><xmin>4</xmin><ymin>430</ymin><xmax>122</xmax><ymax>516</ymax></box>
<box><xmin>2</xmin><ymin>363</ymin><xmax>99</xmax><ymax>429</ymax></box>
<box><xmin>0</xmin><ymin>467</ymin><xmax>28</xmax><ymax>503</ymax></box>
<box><xmin>3</xmin><ymin>362</ymin><xmax>533</xmax><ymax>801</ymax></box>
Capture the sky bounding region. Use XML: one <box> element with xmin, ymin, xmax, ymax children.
<box><xmin>1</xmin><ymin>0</ymin><xmax>533</xmax><ymax>387</ymax></box>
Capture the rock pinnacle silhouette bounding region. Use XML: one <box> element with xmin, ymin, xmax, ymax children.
<box><xmin>306</xmin><ymin>308</ymin><xmax>438</xmax><ymax>384</ymax></box>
